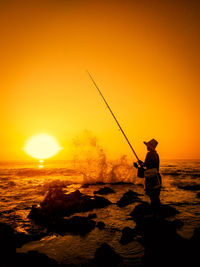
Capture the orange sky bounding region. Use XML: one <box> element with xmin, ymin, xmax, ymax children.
<box><xmin>0</xmin><ymin>0</ymin><xmax>199</xmax><ymax>161</ymax></box>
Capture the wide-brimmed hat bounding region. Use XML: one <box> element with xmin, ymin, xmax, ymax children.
<box><xmin>144</xmin><ymin>139</ymin><xmax>158</xmax><ymax>150</ymax></box>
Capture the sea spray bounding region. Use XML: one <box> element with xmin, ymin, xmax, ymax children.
<box><xmin>71</xmin><ymin>130</ymin><xmax>137</xmax><ymax>184</ymax></box>
<box><xmin>108</xmin><ymin>155</ymin><xmax>136</xmax><ymax>183</ymax></box>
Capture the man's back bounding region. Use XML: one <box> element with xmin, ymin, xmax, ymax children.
<box><xmin>144</xmin><ymin>151</ymin><xmax>160</xmax><ymax>171</ymax></box>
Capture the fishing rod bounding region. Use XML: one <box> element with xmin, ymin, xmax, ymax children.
<box><xmin>87</xmin><ymin>71</ymin><xmax>140</xmax><ymax>161</ymax></box>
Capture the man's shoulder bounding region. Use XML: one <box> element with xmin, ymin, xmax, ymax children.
<box><xmin>149</xmin><ymin>150</ymin><xmax>159</xmax><ymax>158</ymax></box>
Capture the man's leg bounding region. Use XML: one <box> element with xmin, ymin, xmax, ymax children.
<box><xmin>149</xmin><ymin>189</ymin><xmax>160</xmax><ymax>217</ymax></box>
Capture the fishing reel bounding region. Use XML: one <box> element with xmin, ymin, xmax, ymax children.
<box><xmin>133</xmin><ymin>161</ymin><xmax>144</xmax><ymax>178</ymax></box>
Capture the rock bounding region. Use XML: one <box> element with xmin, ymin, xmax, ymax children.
<box><xmin>158</xmin><ymin>204</ymin><xmax>179</xmax><ymax>218</ymax></box>
<box><xmin>28</xmin><ymin>205</ymin><xmax>48</xmax><ymax>225</ymax></box>
<box><xmin>94</xmin><ymin>242</ymin><xmax>123</xmax><ymax>266</ymax></box>
<box><xmin>191</xmin><ymin>227</ymin><xmax>200</xmax><ymax>243</ymax></box>
<box><xmin>130</xmin><ymin>202</ymin><xmax>152</xmax><ymax>223</ymax></box>
<box><xmin>81</xmin><ymin>184</ymin><xmax>90</xmax><ymax>188</ymax></box>
<box><xmin>15</xmin><ymin>232</ymin><xmax>47</xmax><ymax>248</ymax></box>
<box><xmin>81</xmin><ymin>182</ymin><xmax>106</xmax><ymax>187</ymax></box>
<box><xmin>110</xmin><ymin>182</ymin><xmax>134</xmax><ymax>185</ymax></box>
<box><xmin>28</xmin><ymin>189</ymin><xmax>111</xmax><ymax>225</ymax></box>
<box><xmin>140</xmin><ymin>219</ymin><xmax>190</xmax><ymax>267</ymax></box>
<box><xmin>48</xmin><ymin>216</ymin><xmax>96</xmax><ymax>235</ymax></box>
<box><xmin>187</xmin><ymin>227</ymin><xmax>200</xmax><ymax>266</ymax></box>
<box><xmin>87</xmin><ymin>213</ymin><xmax>97</xmax><ymax>219</ymax></box>
<box><xmin>97</xmin><ymin>221</ymin><xmax>105</xmax><ymax>230</ymax></box>
<box><xmin>196</xmin><ymin>192</ymin><xmax>200</xmax><ymax>198</ymax></box>
<box><xmin>178</xmin><ymin>184</ymin><xmax>200</xmax><ymax>191</ymax></box>
<box><xmin>0</xmin><ymin>222</ymin><xmax>49</xmax><ymax>266</ymax></box>
<box><xmin>94</xmin><ymin>186</ymin><xmax>115</xmax><ymax>195</ymax></box>
<box><xmin>130</xmin><ymin>202</ymin><xmax>179</xmax><ymax>223</ymax></box>
<box><xmin>129</xmin><ymin>203</ymin><xmax>190</xmax><ymax>267</ymax></box>
<box><xmin>0</xmin><ymin>222</ymin><xmax>16</xmax><ymax>265</ymax></box>
<box><xmin>107</xmin><ymin>227</ymin><xmax>121</xmax><ymax>233</ymax></box>
<box><xmin>40</xmin><ymin>188</ymin><xmax>81</xmax><ymax>212</ymax></box>
<box><xmin>171</xmin><ymin>219</ymin><xmax>184</xmax><ymax>229</ymax></box>
<box><xmin>92</xmin><ymin>195</ymin><xmax>112</xmax><ymax>209</ymax></box>
<box><xmin>117</xmin><ymin>190</ymin><xmax>141</xmax><ymax>207</ymax></box>
<box><xmin>41</xmin><ymin>180</ymin><xmax>70</xmax><ymax>192</ymax></box>
<box><xmin>119</xmin><ymin>227</ymin><xmax>137</xmax><ymax>245</ymax></box>
<box><xmin>15</xmin><ymin>251</ymin><xmax>58</xmax><ymax>266</ymax></box>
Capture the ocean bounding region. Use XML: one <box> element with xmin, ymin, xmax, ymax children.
<box><xmin>0</xmin><ymin>159</ymin><xmax>200</xmax><ymax>265</ymax></box>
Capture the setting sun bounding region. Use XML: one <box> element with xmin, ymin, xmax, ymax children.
<box><xmin>23</xmin><ymin>134</ymin><xmax>62</xmax><ymax>160</ymax></box>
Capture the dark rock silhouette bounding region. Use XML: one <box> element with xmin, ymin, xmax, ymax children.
<box><xmin>158</xmin><ymin>204</ymin><xmax>180</xmax><ymax>218</ymax></box>
<box><xmin>119</xmin><ymin>227</ymin><xmax>137</xmax><ymax>245</ymax></box>
<box><xmin>128</xmin><ymin>202</ymin><xmax>200</xmax><ymax>267</ymax></box>
<box><xmin>191</xmin><ymin>227</ymin><xmax>200</xmax><ymax>243</ymax></box>
<box><xmin>139</xmin><ymin>218</ymin><xmax>190</xmax><ymax>266</ymax></box>
<box><xmin>15</xmin><ymin>232</ymin><xmax>47</xmax><ymax>249</ymax></box>
<box><xmin>87</xmin><ymin>213</ymin><xmax>97</xmax><ymax>219</ymax></box>
<box><xmin>117</xmin><ymin>190</ymin><xmax>141</xmax><ymax>207</ymax></box>
<box><xmin>110</xmin><ymin>182</ymin><xmax>134</xmax><ymax>185</ymax></box>
<box><xmin>81</xmin><ymin>183</ymin><xmax>90</xmax><ymax>188</ymax></box>
<box><xmin>0</xmin><ymin>222</ymin><xmax>16</xmax><ymax>265</ymax></box>
<box><xmin>15</xmin><ymin>251</ymin><xmax>58</xmax><ymax>266</ymax></box>
<box><xmin>0</xmin><ymin>223</ymin><xmax>49</xmax><ymax>266</ymax></box>
<box><xmin>97</xmin><ymin>221</ymin><xmax>105</xmax><ymax>230</ymax></box>
<box><xmin>94</xmin><ymin>242</ymin><xmax>123</xmax><ymax>266</ymax></box>
<box><xmin>190</xmin><ymin>227</ymin><xmax>200</xmax><ymax>266</ymax></box>
<box><xmin>28</xmin><ymin>189</ymin><xmax>111</xmax><ymax>225</ymax></box>
<box><xmin>94</xmin><ymin>186</ymin><xmax>115</xmax><ymax>195</ymax></box>
<box><xmin>178</xmin><ymin>184</ymin><xmax>200</xmax><ymax>191</ymax></box>
<box><xmin>47</xmin><ymin>216</ymin><xmax>96</xmax><ymax>235</ymax></box>
<box><xmin>130</xmin><ymin>202</ymin><xmax>152</xmax><ymax>222</ymax></box>
<box><xmin>130</xmin><ymin>202</ymin><xmax>179</xmax><ymax>222</ymax></box>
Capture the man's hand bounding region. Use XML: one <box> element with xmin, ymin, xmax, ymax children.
<box><xmin>133</xmin><ymin>162</ymin><xmax>138</xmax><ymax>169</ymax></box>
<box><xmin>138</xmin><ymin>160</ymin><xmax>144</xmax><ymax>167</ymax></box>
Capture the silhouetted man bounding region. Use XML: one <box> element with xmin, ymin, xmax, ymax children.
<box><xmin>134</xmin><ymin>139</ymin><xmax>162</xmax><ymax>217</ymax></box>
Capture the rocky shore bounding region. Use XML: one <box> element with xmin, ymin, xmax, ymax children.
<box><xmin>1</xmin><ymin>186</ymin><xmax>200</xmax><ymax>266</ymax></box>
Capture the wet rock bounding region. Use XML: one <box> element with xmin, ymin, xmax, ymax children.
<box><xmin>130</xmin><ymin>202</ymin><xmax>179</xmax><ymax>223</ymax></box>
<box><xmin>158</xmin><ymin>204</ymin><xmax>179</xmax><ymax>218</ymax></box>
<box><xmin>94</xmin><ymin>186</ymin><xmax>115</xmax><ymax>195</ymax></box>
<box><xmin>196</xmin><ymin>192</ymin><xmax>200</xmax><ymax>198</ymax></box>
<box><xmin>81</xmin><ymin>182</ymin><xmax>106</xmax><ymax>187</ymax></box>
<box><xmin>0</xmin><ymin>222</ymin><xmax>16</xmax><ymax>265</ymax></box>
<box><xmin>0</xmin><ymin>222</ymin><xmax>49</xmax><ymax>266</ymax></box>
<box><xmin>162</xmin><ymin>171</ymin><xmax>182</xmax><ymax>176</ymax></box>
<box><xmin>130</xmin><ymin>202</ymin><xmax>152</xmax><ymax>222</ymax></box>
<box><xmin>94</xmin><ymin>242</ymin><xmax>123</xmax><ymax>266</ymax></box>
<box><xmin>97</xmin><ymin>221</ymin><xmax>105</xmax><ymax>230</ymax></box>
<box><xmin>87</xmin><ymin>213</ymin><xmax>97</xmax><ymax>219</ymax></box>
<box><xmin>48</xmin><ymin>216</ymin><xmax>96</xmax><ymax>235</ymax></box>
<box><xmin>110</xmin><ymin>182</ymin><xmax>134</xmax><ymax>185</ymax></box>
<box><xmin>15</xmin><ymin>251</ymin><xmax>58</xmax><ymax>266</ymax></box>
<box><xmin>28</xmin><ymin>189</ymin><xmax>111</xmax><ymax>225</ymax></box>
<box><xmin>107</xmin><ymin>227</ymin><xmax>121</xmax><ymax>233</ymax></box>
<box><xmin>171</xmin><ymin>219</ymin><xmax>184</xmax><ymax>229</ymax></box>
<box><xmin>41</xmin><ymin>180</ymin><xmax>70</xmax><ymax>192</ymax></box>
<box><xmin>15</xmin><ymin>232</ymin><xmax>47</xmax><ymax>248</ymax></box>
<box><xmin>191</xmin><ymin>227</ymin><xmax>200</xmax><ymax>243</ymax></box>
<box><xmin>117</xmin><ymin>190</ymin><xmax>141</xmax><ymax>207</ymax></box>
<box><xmin>140</xmin><ymin>219</ymin><xmax>190</xmax><ymax>267</ymax></box>
<box><xmin>119</xmin><ymin>227</ymin><xmax>137</xmax><ymax>245</ymax></box>
<box><xmin>187</xmin><ymin>227</ymin><xmax>200</xmax><ymax>266</ymax></box>
<box><xmin>81</xmin><ymin>183</ymin><xmax>90</xmax><ymax>188</ymax></box>
<box><xmin>178</xmin><ymin>184</ymin><xmax>200</xmax><ymax>191</ymax></box>
<box><xmin>95</xmin><ymin>182</ymin><xmax>106</xmax><ymax>185</ymax></box>
<box><xmin>129</xmin><ymin>202</ymin><xmax>190</xmax><ymax>267</ymax></box>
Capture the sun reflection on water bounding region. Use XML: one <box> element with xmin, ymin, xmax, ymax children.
<box><xmin>38</xmin><ymin>159</ymin><xmax>44</xmax><ymax>169</ymax></box>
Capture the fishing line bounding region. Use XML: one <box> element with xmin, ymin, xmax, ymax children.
<box><xmin>87</xmin><ymin>71</ymin><xmax>140</xmax><ymax>161</ymax></box>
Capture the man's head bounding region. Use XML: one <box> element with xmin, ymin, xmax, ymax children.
<box><xmin>144</xmin><ymin>139</ymin><xmax>158</xmax><ymax>151</ymax></box>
